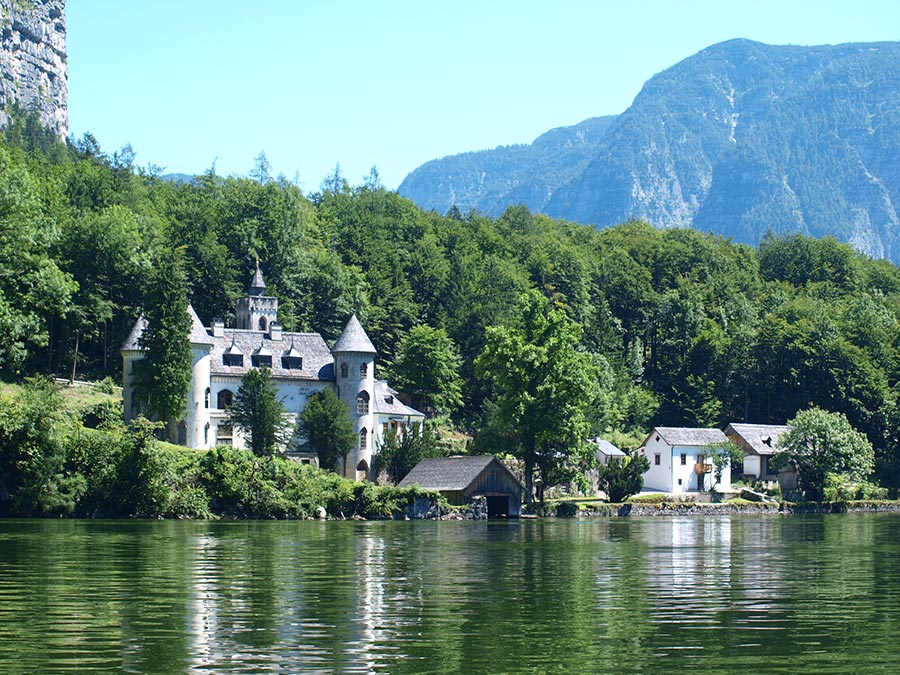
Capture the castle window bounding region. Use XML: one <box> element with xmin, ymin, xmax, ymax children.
<box><xmin>281</xmin><ymin>356</ymin><xmax>303</xmax><ymax>370</ymax></box>
<box><xmin>259</xmin><ymin>316</ymin><xmax>267</xmax><ymax>331</ymax></box>
<box><xmin>357</xmin><ymin>391</ymin><xmax>370</xmax><ymax>415</ymax></box>
<box><xmin>217</xmin><ymin>389</ymin><xmax>233</xmax><ymax>409</ymax></box>
<box><xmin>251</xmin><ymin>354</ymin><xmax>272</xmax><ymax>368</ymax></box>
<box><xmin>205</xmin><ymin>387</ymin><xmax>210</xmax><ymax>409</ymax></box>
<box><xmin>360</xmin><ymin>362</ymin><xmax>368</xmax><ymax>380</ymax></box>
<box><xmin>356</xmin><ymin>459</ymin><xmax>369</xmax><ymax>481</ymax></box>
<box><xmin>340</xmin><ymin>362</ymin><xmax>348</xmax><ymax>379</ymax></box>
<box><xmin>223</xmin><ymin>353</ymin><xmax>243</xmax><ymax>367</ymax></box>
<box><xmin>359</xmin><ymin>428</ymin><xmax>367</xmax><ymax>451</ymax></box>
<box><xmin>217</xmin><ymin>424</ymin><xmax>233</xmax><ymax>446</ymax></box>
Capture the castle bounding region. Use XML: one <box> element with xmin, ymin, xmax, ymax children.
<box><xmin>121</xmin><ymin>263</ymin><xmax>425</xmax><ymax>480</ymax></box>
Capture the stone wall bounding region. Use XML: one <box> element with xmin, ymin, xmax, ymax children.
<box><xmin>0</xmin><ymin>0</ymin><xmax>67</xmax><ymax>137</ymax></box>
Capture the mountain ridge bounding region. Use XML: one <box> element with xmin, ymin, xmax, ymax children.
<box><xmin>399</xmin><ymin>39</ymin><xmax>900</xmax><ymax>261</ymax></box>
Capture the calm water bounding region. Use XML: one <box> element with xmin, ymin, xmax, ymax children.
<box><xmin>0</xmin><ymin>515</ymin><xmax>898</xmax><ymax>674</ymax></box>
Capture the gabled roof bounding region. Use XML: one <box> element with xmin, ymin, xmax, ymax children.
<box><xmin>725</xmin><ymin>423</ymin><xmax>790</xmax><ymax>456</ymax></box>
<box><xmin>372</xmin><ymin>381</ymin><xmax>425</xmax><ymax>418</ymax></box>
<box><xmin>593</xmin><ymin>438</ymin><xmax>626</xmax><ymax>458</ymax></box>
<box><xmin>398</xmin><ymin>455</ymin><xmax>522</xmax><ymax>492</ymax></box>
<box><xmin>332</xmin><ymin>314</ymin><xmax>377</xmax><ymax>354</ymax></box>
<box><xmin>121</xmin><ymin>305</ymin><xmax>214</xmax><ymax>350</ymax></box>
<box><xmin>649</xmin><ymin>427</ymin><xmax>728</xmax><ymax>448</ymax></box>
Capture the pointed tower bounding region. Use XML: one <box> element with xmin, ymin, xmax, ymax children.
<box><xmin>332</xmin><ymin>314</ymin><xmax>377</xmax><ymax>480</ymax></box>
<box><xmin>235</xmin><ymin>261</ymin><xmax>278</xmax><ymax>331</ymax></box>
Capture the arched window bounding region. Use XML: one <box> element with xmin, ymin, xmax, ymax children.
<box><xmin>259</xmin><ymin>316</ymin><xmax>268</xmax><ymax>331</ymax></box>
<box><xmin>359</xmin><ymin>428</ymin><xmax>367</xmax><ymax>451</ymax></box>
<box><xmin>356</xmin><ymin>391</ymin><xmax>370</xmax><ymax>415</ymax></box>
<box><xmin>360</xmin><ymin>362</ymin><xmax>368</xmax><ymax>380</ymax></box>
<box><xmin>204</xmin><ymin>387</ymin><xmax>210</xmax><ymax>409</ymax></box>
<box><xmin>356</xmin><ymin>459</ymin><xmax>369</xmax><ymax>481</ymax></box>
<box><xmin>340</xmin><ymin>362</ymin><xmax>348</xmax><ymax>379</ymax></box>
<box><xmin>217</xmin><ymin>389</ymin><xmax>233</xmax><ymax>409</ymax></box>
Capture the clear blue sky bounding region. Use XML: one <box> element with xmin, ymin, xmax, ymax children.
<box><xmin>67</xmin><ymin>0</ymin><xmax>900</xmax><ymax>191</ymax></box>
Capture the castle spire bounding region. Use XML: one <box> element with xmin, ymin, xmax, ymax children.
<box><xmin>249</xmin><ymin>259</ymin><xmax>266</xmax><ymax>296</ymax></box>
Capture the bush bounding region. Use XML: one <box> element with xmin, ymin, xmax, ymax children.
<box><xmin>823</xmin><ymin>473</ymin><xmax>888</xmax><ymax>501</ymax></box>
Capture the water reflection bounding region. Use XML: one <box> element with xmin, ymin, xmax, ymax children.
<box><xmin>1</xmin><ymin>516</ymin><xmax>900</xmax><ymax>674</ymax></box>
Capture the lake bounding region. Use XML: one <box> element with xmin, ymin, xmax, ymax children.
<box><xmin>0</xmin><ymin>515</ymin><xmax>898</xmax><ymax>674</ymax></box>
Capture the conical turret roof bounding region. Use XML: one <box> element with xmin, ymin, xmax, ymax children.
<box><xmin>332</xmin><ymin>314</ymin><xmax>377</xmax><ymax>354</ymax></box>
<box><xmin>249</xmin><ymin>260</ymin><xmax>266</xmax><ymax>296</ymax></box>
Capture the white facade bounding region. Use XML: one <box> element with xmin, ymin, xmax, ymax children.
<box><xmin>122</xmin><ymin>265</ymin><xmax>425</xmax><ymax>481</ymax></box>
<box><xmin>640</xmin><ymin>427</ymin><xmax>732</xmax><ymax>494</ymax></box>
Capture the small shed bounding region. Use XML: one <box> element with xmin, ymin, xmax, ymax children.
<box><xmin>398</xmin><ymin>456</ymin><xmax>524</xmax><ymax>518</ymax></box>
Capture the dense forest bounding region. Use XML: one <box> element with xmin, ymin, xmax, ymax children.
<box><xmin>3</xmin><ymin>110</ymin><xmax>900</xmax><ymax>489</ymax></box>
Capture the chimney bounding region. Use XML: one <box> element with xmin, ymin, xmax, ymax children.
<box><xmin>270</xmin><ymin>323</ymin><xmax>283</xmax><ymax>341</ymax></box>
<box><xmin>212</xmin><ymin>319</ymin><xmax>225</xmax><ymax>337</ymax></box>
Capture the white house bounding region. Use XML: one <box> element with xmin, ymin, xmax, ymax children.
<box><xmin>639</xmin><ymin>427</ymin><xmax>732</xmax><ymax>494</ymax></box>
<box><xmin>122</xmin><ymin>263</ymin><xmax>425</xmax><ymax>481</ymax></box>
<box><xmin>592</xmin><ymin>438</ymin><xmax>626</xmax><ymax>465</ymax></box>
<box><xmin>724</xmin><ymin>423</ymin><xmax>789</xmax><ymax>480</ymax></box>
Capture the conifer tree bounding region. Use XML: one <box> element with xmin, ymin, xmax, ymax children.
<box><xmin>134</xmin><ymin>249</ymin><xmax>193</xmax><ymax>443</ymax></box>
<box><xmin>298</xmin><ymin>388</ymin><xmax>355</xmax><ymax>473</ymax></box>
<box><xmin>230</xmin><ymin>367</ymin><xmax>289</xmax><ymax>457</ymax></box>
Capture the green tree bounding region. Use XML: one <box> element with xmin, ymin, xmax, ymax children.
<box><xmin>230</xmin><ymin>367</ymin><xmax>290</xmax><ymax>457</ymax></box>
<box><xmin>133</xmin><ymin>249</ymin><xmax>193</xmax><ymax>443</ymax></box>
<box><xmin>373</xmin><ymin>422</ymin><xmax>442</xmax><ymax>484</ymax></box>
<box><xmin>708</xmin><ymin>440</ymin><xmax>745</xmax><ymax>488</ymax></box>
<box><xmin>475</xmin><ymin>291</ymin><xmax>598</xmax><ymax>504</ymax></box>
<box><xmin>597</xmin><ymin>454</ymin><xmax>650</xmax><ymax>503</ymax></box>
<box><xmin>391</xmin><ymin>325</ymin><xmax>463</xmax><ymax>415</ymax></box>
<box><xmin>777</xmin><ymin>407</ymin><xmax>875</xmax><ymax>500</ymax></box>
<box><xmin>298</xmin><ymin>388</ymin><xmax>355</xmax><ymax>472</ymax></box>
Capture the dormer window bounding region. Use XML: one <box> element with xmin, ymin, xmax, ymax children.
<box><xmin>252</xmin><ymin>354</ymin><xmax>272</xmax><ymax>368</ymax></box>
<box><xmin>281</xmin><ymin>356</ymin><xmax>302</xmax><ymax>370</ymax></box>
<box><xmin>223</xmin><ymin>353</ymin><xmax>243</xmax><ymax>367</ymax></box>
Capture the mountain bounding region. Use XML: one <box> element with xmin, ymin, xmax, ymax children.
<box><xmin>400</xmin><ymin>39</ymin><xmax>900</xmax><ymax>261</ymax></box>
<box><xmin>398</xmin><ymin>116</ymin><xmax>615</xmax><ymax>216</ymax></box>
<box><xmin>0</xmin><ymin>0</ymin><xmax>67</xmax><ymax>138</ymax></box>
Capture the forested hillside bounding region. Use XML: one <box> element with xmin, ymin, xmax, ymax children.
<box><xmin>3</xmin><ymin>112</ymin><xmax>900</xmax><ymax>485</ymax></box>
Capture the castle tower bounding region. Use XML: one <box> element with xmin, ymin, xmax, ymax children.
<box><xmin>331</xmin><ymin>315</ymin><xmax>377</xmax><ymax>480</ymax></box>
<box><xmin>235</xmin><ymin>261</ymin><xmax>278</xmax><ymax>331</ymax></box>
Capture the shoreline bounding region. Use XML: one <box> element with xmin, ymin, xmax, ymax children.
<box><xmin>545</xmin><ymin>499</ymin><xmax>900</xmax><ymax>518</ymax></box>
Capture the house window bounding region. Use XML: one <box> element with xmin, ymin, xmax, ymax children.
<box><xmin>680</xmin><ymin>453</ymin><xmax>686</xmax><ymax>465</ymax></box>
<box><xmin>217</xmin><ymin>424</ymin><xmax>233</xmax><ymax>446</ymax></box>
<box><xmin>356</xmin><ymin>391</ymin><xmax>370</xmax><ymax>415</ymax></box>
<box><xmin>359</xmin><ymin>428</ymin><xmax>367</xmax><ymax>451</ymax></box>
<box><xmin>204</xmin><ymin>423</ymin><xmax>210</xmax><ymax>445</ymax></box>
<box><xmin>360</xmin><ymin>362</ymin><xmax>368</xmax><ymax>380</ymax></box>
<box><xmin>217</xmin><ymin>389</ymin><xmax>233</xmax><ymax>409</ymax></box>
<box><xmin>654</xmin><ymin>454</ymin><xmax>661</xmax><ymax>466</ymax></box>
<box><xmin>204</xmin><ymin>387</ymin><xmax>210</xmax><ymax>409</ymax></box>
<box><xmin>678</xmin><ymin>478</ymin><xmax>683</xmax><ymax>486</ymax></box>
<box><xmin>259</xmin><ymin>316</ymin><xmax>267</xmax><ymax>331</ymax></box>
<box><xmin>340</xmin><ymin>362</ymin><xmax>348</xmax><ymax>379</ymax></box>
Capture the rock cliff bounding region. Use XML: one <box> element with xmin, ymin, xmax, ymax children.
<box><xmin>0</xmin><ymin>0</ymin><xmax>67</xmax><ymax>137</ymax></box>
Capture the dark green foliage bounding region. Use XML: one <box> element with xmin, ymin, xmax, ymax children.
<box><xmin>391</xmin><ymin>325</ymin><xmax>463</xmax><ymax>415</ymax></box>
<box><xmin>133</xmin><ymin>249</ymin><xmax>192</xmax><ymax>441</ymax></box>
<box><xmin>230</xmin><ymin>367</ymin><xmax>290</xmax><ymax>457</ymax></box>
<box><xmin>373</xmin><ymin>422</ymin><xmax>443</xmax><ymax>484</ymax></box>
<box><xmin>597</xmin><ymin>454</ymin><xmax>651</xmax><ymax>503</ymax></box>
<box><xmin>0</xmin><ymin>379</ymin><xmax>84</xmax><ymax>515</ymax></box>
<box><xmin>297</xmin><ymin>388</ymin><xmax>355</xmax><ymax>472</ymax></box>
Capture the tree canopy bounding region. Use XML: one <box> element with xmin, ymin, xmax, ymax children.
<box><xmin>298</xmin><ymin>388</ymin><xmax>356</xmax><ymax>473</ymax></box>
<box><xmin>230</xmin><ymin>367</ymin><xmax>290</xmax><ymax>457</ymax></box>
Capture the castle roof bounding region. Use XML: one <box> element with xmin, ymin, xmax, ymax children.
<box><xmin>372</xmin><ymin>381</ymin><xmax>425</xmax><ymax>418</ymax></box>
<box><xmin>209</xmin><ymin>329</ymin><xmax>334</xmax><ymax>380</ymax></box>
<box><xmin>332</xmin><ymin>314</ymin><xmax>377</xmax><ymax>354</ymax></box>
<box><xmin>249</xmin><ymin>261</ymin><xmax>266</xmax><ymax>296</ymax></box>
<box><xmin>121</xmin><ymin>305</ymin><xmax>214</xmax><ymax>350</ymax></box>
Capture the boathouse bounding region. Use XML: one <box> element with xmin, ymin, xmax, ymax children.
<box><xmin>398</xmin><ymin>456</ymin><xmax>524</xmax><ymax>518</ymax></box>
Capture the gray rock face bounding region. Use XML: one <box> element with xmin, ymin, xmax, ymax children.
<box><xmin>401</xmin><ymin>39</ymin><xmax>900</xmax><ymax>263</ymax></box>
<box><xmin>0</xmin><ymin>0</ymin><xmax>67</xmax><ymax>137</ymax></box>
